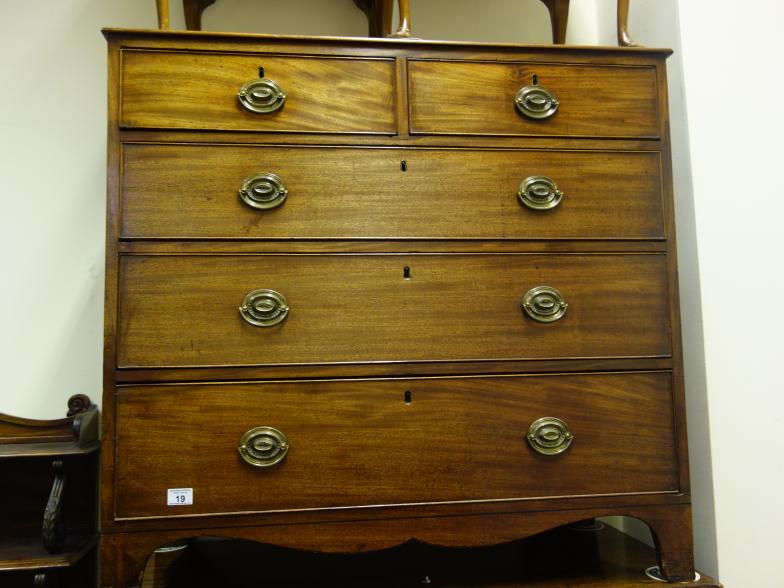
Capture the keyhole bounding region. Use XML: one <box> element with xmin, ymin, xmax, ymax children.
<box><xmin>403</xmin><ymin>266</ymin><xmax>411</xmax><ymax>279</ymax></box>
<box><xmin>532</xmin><ymin>73</ymin><xmax>539</xmax><ymax>85</ymax></box>
<box><xmin>401</xmin><ymin>160</ymin><xmax>407</xmax><ymax>172</ymax></box>
<box><xmin>404</xmin><ymin>390</ymin><xmax>412</xmax><ymax>405</ymax></box>
<box><xmin>258</xmin><ymin>66</ymin><xmax>265</xmax><ymax>78</ymax></box>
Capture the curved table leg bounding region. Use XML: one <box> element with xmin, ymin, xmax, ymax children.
<box><xmin>353</xmin><ymin>0</ymin><xmax>393</xmax><ymax>37</ymax></box>
<box><xmin>183</xmin><ymin>0</ymin><xmax>217</xmax><ymax>31</ymax></box>
<box><xmin>155</xmin><ymin>0</ymin><xmax>170</xmax><ymax>29</ymax></box>
<box><xmin>539</xmin><ymin>0</ymin><xmax>570</xmax><ymax>44</ymax></box>
<box><xmin>617</xmin><ymin>0</ymin><xmax>639</xmax><ymax>46</ymax></box>
<box><xmin>388</xmin><ymin>0</ymin><xmax>411</xmax><ymax>38</ymax></box>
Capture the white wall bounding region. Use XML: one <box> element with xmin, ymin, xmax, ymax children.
<box><xmin>0</xmin><ymin>1</ymin><xmax>563</xmax><ymax>417</ymax></box>
<box><xmin>593</xmin><ymin>0</ymin><xmax>720</xmax><ymax>575</ymax></box>
<box><xmin>600</xmin><ymin>0</ymin><xmax>784</xmax><ymax>584</ymax></box>
<box><xmin>5</xmin><ymin>0</ymin><xmax>783</xmax><ymax>585</ymax></box>
<box><xmin>674</xmin><ymin>2</ymin><xmax>784</xmax><ymax>585</ymax></box>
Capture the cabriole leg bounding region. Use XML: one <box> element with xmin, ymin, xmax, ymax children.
<box><xmin>539</xmin><ymin>0</ymin><xmax>570</xmax><ymax>44</ymax></box>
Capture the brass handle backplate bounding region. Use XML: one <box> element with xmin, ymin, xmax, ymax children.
<box><xmin>238</xmin><ymin>426</ymin><xmax>289</xmax><ymax>467</ymax></box>
<box><xmin>238</xmin><ymin>76</ymin><xmax>286</xmax><ymax>114</ymax></box>
<box><xmin>527</xmin><ymin>417</ymin><xmax>573</xmax><ymax>456</ymax></box>
<box><xmin>518</xmin><ymin>175</ymin><xmax>563</xmax><ymax>210</ymax></box>
<box><xmin>239</xmin><ymin>289</ymin><xmax>289</xmax><ymax>327</ymax></box>
<box><xmin>239</xmin><ymin>173</ymin><xmax>288</xmax><ymax>210</ymax></box>
<box><xmin>515</xmin><ymin>75</ymin><xmax>559</xmax><ymax>120</ymax></box>
<box><xmin>522</xmin><ymin>286</ymin><xmax>568</xmax><ymax>323</ymax></box>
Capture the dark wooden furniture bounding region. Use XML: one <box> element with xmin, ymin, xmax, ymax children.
<box><xmin>139</xmin><ymin>525</ymin><xmax>719</xmax><ymax>587</ymax></box>
<box><xmin>101</xmin><ymin>30</ymin><xmax>694</xmax><ymax>587</ymax></box>
<box><xmin>161</xmin><ymin>0</ymin><xmax>638</xmax><ymax>46</ymax></box>
<box><xmin>0</xmin><ymin>395</ymin><xmax>99</xmax><ymax>587</ymax></box>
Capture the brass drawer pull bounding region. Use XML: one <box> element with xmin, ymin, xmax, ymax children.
<box><xmin>238</xmin><ymin>426</ymin><xmax>289</xmax><ymax>467</ymax></box>
<box><xmin>527</xmin><ymin>417</ymin><xmax>573</xmax><ymax>456</ymax></box>
<box><xmin>518</xmin><ymin>175</ymin><xmax>563</xmax><ymax>210</ymax></box>
<box><xmin>515</xmin><ymin>75</ymin><xmax>559</xmax><ymax>120</ymax></box>
<box><xmin>522</xmin><ymin>286</ymin><xmax>568</xmax><ymax>323</ymax></box>
<box><xmin>238</xmin><ymin>75</ymin><xmax>286</xmax><ymax>114</ymax></box>
<box><xmin>239</xmin><ymin>289</ymin><xmax>289</xmax><ymax>327</ymax></box>
<box><xmin>239</xmin><ymin>173</ymin><xmax>288</xmax><ymax>210</ymax></box>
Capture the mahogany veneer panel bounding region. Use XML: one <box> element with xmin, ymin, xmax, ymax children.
<box><xmin>116</xmin><ymin>253</ymin><xmax>671</xmax><ymax>368</ymax></box>
<box><xmin>409</xmin><ymin>60</ymin><xmax>659</xmax><ymax>138</ymax></box>
<box><xmin>115</xmin><ymin>372</ymin><xmax>677</xmax><ymax>519</ymax></box>
<box><xmin>120</xmin><ymin>144</ymin><xmax>664</xmax><ymax>241</ymax></box>
<box><xmin>120</xmin><ymin>50</ymin><xmax>397</xmax><ymax>134</ymax></box>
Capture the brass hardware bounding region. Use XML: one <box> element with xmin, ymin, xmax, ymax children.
<box><xmin>239</xmin><ymin>173</ymin><xmax>288</xmax><ymax>210</ymax></box>
<box><xmin>238</xmin><ymin>75</ymin><xmax>286</xmax><ymax>114</ymax></box>
<box><xmin>515</xmin><ymin>75</ymin><xmax>559</xmax><ymax>119</ymax></box>
<box><xmin>239</xmin><ymin>289</ymin><xmax>289</xmax><ymax>327</ymax></box>
<box><xmin>522</xmin><ymin>286</ymin><xmax>568</xmax><ymax>323</ymax></box>
<box><xmin>527</xmin><ymin>417</ymin><xmax>573</xmax><ymax>456</ymax></box>
<box><xmin>238</xmin><ymin>426</ymin><xmax>289</xmax><ymax>467</ymax></box>
<box><xmin>518</xmin><ymin>175</ymin><xmax>563</xmax><ymax>210</ymax></box>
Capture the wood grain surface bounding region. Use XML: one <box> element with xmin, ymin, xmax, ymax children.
<box><xmin>120</xmin><ymin>50</ymin><xmax>396</xmax><ymax>134</ymax></box>
<box><xmin>409</xmin><ymin>60</ymin><xmax>658</xmax><ymax>138</ymax></box>
<box><xmin>116</xmin><ymin>253</ymin><xmax>671</xmax><ymax>368</ymax></box>
<box><xmin>101</xmin><ymin>29</ymin><xmax>694</xmax><ymax>588</ymax></box>
<box><xmin>120</xmin><ymin>144</ymin><xmax>664</xmax><ymax>240</ymax></box>
<box><xmin>114</xmin><ymin>371</ymin><xmax>677</xmax><ymax>519</ymax></box>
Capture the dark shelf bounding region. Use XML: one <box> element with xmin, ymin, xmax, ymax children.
<box><xmin>0</xmin><ymin>440</ymin><xmax>99</xmax><ymax>459</ymax></box>
<box><xmin>0</xmin><ymin>534</ymin><xmax>98</xmax><ymax>572</ymax></box>
<box><xmin>0</xmin><ymin>395</ymin><xmax>99</xmax><ymax>586</ymax></box>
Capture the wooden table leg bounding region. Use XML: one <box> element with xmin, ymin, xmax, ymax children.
<box><xmin>539</xmin><ymin>0</ymin><xmax>570</xmax><ymax>44</ymax></box>
<box><xmin>617</xmin><ymin>0</ymin><xmax>638</xmax><ymax>46</ymax></box>
<box><xmin>388</xmin><ymin>0</ymin><xmax>411</xmax><ymax>38</ymax></box>
<box><xmin>183</xmin><ymin>0</ymin><xmax>217</xmax><ymax>30</ymax></box>
<box><xmin>353</xmin><ymin>0</ymin><xmax>393</xmax><ymax>37</ymax></box>
<box><xmin>155</xmin><ymin>0</ymin><xmax>170</xmax><ymax>29</ymax></box>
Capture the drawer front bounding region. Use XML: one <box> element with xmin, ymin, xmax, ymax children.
<box><xmin>114</xmin><ymin>372</ymin><xmax>678</xmax><ymax>519</ymax></box>
<box><xmin>121</xmin><ymin>144</ymin><xmax>664</xmax><ymax>240</ymax></box>
<box><xmin>120</xmin><ymin>50</ymin><xmax>396</xmax><ymax>134</ymax></box>
<box><xmin>116</xmin><ymin>254</ymin><xmax>671</xmax><ymax>368</ymax></box>
<box><xmin>409</xmin><ymin>60</ymin><xmax>659</xmax><ymax>138</ymax></box>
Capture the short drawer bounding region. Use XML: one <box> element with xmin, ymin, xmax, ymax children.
<box><xmin>120</xmin><ymin>50</ymin><xmax>396</xmax><ymax>134</ymax></box>
<box><xmin>114</xmin><ymin>371</ymin><xmax>678</xmax><ymax>519</ymax></box>
<box><xmin>121</xmin><ymin>144</ymin><xmax>664</xmax><ymax>240</ymax></box>
<box><xmin>409</xmin><ymin>60</ymin><xmax>659</xmax><ymax>138</ymax></box>
<box><xmin>116</xmin><ymin>254</ymin><xmax>671</xmax><ymax>368</ymax></box>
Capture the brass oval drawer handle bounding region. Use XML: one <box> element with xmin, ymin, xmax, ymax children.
<box><xmin>238</xmin><ymin>426</ymin><xmax>289</xmax><ymax>467</ymax></box>
<box><xmin>515</xmin><ymin>75</ymin><xmax>559</xmax><ymax>120</ymax></box>
<box><xmin>238</xmin><ymin>76</ymin><xmax>286</xmax><ymax>114</ymax></box>
<box><xmin>527</xmin><ymin>417</ymin><xmax>573</xmax><ymax>456</ymax></box>
<box><xmin>239</xmin><ymin>289</ymin><xmax>289</xmax><ymax>327</ymax></box>
<box><xmin>518</xmin><ymin>176</ymin><xmax>563</xmax><ymax>210</ymax></box>
<box><xmin>521</xmin><ymin>286</ymin><xmax>568</xmax><ymax>323</ymax></box>
<box><xmin>239</xmin><ymin>173</ymin><xmax>288</xmax><ymax>210</ymax></box>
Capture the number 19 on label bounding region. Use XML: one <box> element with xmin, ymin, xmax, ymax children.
<box><xmin>167</xmin><ymin>488</ymin><xmax>193</xmax><ymax>506</ymax></box>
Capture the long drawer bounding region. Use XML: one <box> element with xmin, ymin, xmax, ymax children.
<box><xmin>120</xmin><ymin>144</ymin><xmax>665</xmax><ymax>240</ymax></box>
<box><xmin>116</xmin><ymin>254</ymin><xmax>671</xmax><ymax>368</ymax></box>
<box><xmin>409</xmin><ymin>60</ymin><xmax>659</xmax><ymax>138</ymax></box>
<box><xmin>120</xmin><ymin>50</ymin><xmax>396</xmax><ymax>134</ymax></box>
<box><xmin>114</xmin><ymin>372</ymin><xmax>678</xmax><ymax>519</ymax></box>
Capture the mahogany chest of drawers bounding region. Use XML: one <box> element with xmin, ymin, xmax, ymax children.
<box><xmin>100</xmin><ymin>29</ymin><xmax>694</xmax><ymax>586</ymax></box>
